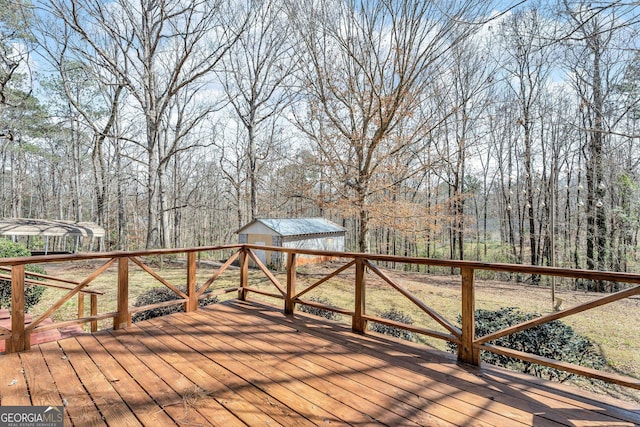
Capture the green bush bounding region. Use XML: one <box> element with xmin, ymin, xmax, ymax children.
<box><xmin>298</xmin><ymin>296</ymin><xmax>342</xmax><ymax>321</ymax></box>
<box><xmin>132</xmin><ymin>286</ymin><xmax>218</xmax><ymax>322</ymax></box>
<box><xmin>447</xmin><ymin>307</ymin><xmax>606</xmax><ymax>382</ymax></box>
<box><xmin>0</xmin><ymin>239</ymin><xmax>46</xmax><ymax>312</ymax></box>
<box><xmin>369</xmin><ymin>308</ymin><xmax>416</xmax><ymax>342</ymax></box>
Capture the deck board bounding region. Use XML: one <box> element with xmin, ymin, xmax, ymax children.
<box><xmin>178</xmin><ymin>308</ymin><xmax>474</xmax><ymax>426</ymax></box>
<box><xmin>129</xmin><ymin>322</ymin><xmax>287</xmax><ymax>426</ymax></box>
<box><xmin>135</xmin><ymin>319</ymin><xmax>318</xmax><ymax>426</ymax></box>
<box><xmin>210</xmin><ymin>301</ymin><xmax>639</xmax><ymax>426</ymax></box>
<box><xmin>148</xmin><ymin>313</ymin><xmax>430</xmax><ymax>426</ymax></box>
<box><xmin>141</xmin><ymin>316</ymin><xmax>376</xmax><ymax>425</ymax></box>
<box><xmin>0</xmin><ymin>344</ymin><xmax>30</xmax><ymax>406</ymax></box>
<box><xmin>91</xmin><ymin>331</ymin><xmax>209</xmax><ymax>426</ymax></box>
<box><xmin>105</xmin><ymin>328</ymin><xmax>219</xmax><ymax>426</ymax></box>
<box><xmin>39</xmin><ymin>340</ymin><xmax>105</xmax><ymax>426</ymax></box>
<box><xmin>1</xmin><ymin>300</ymin><xmax>639</xmax><ymax>426</ymax></box>
<box><xmin>58</xmin><ymin>336</ymin><xmax>142</xmax><ymax>426</ymax></box>
<box><xmin>191</xmin><ymin>305</ymin><xmax>529</xmax><ymax>426</ymax></box>
<box><xmin>74</xmin><ymin>333</ymin><xmax>176</xmax><ymax>426</ymax></box>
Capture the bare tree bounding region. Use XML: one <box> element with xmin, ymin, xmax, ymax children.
<box><xmin>499</xmin><ymin>7</ymin><xmax>556</xmax><ymax>275</ymax></box>
<box><xmin>431</xmin><ymin>31</ymin><xmax>494</xmax><ymax>261</ymax></box>
<box><xmin>287</xmin><ymin>0</ymin><xmax>495</xmax><ymax>253</ymax></box>
<box><xmin>561</xmin><ymin>0</ymin><xmax>636</xmax><ymax>283</ymax></box>
<box><xmin>218</xmin><ymin>0</ymin><xmax>295</xmax><ymax>221</ymax></box>
<box><xmin>44</xmin><ymin>0</ymin><xmax>247</xmax><ymax>248</ymax></box>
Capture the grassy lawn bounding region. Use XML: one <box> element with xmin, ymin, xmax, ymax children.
<box><xmin>27</xmin><ymin>257</ymin><xmax>640</xmax><ymax>402</ymax></box>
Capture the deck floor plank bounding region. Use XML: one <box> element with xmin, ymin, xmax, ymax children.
<box><xmin>135</xmin><ymin>317</ymin><xmax>318</xmax><ymax>427</ymax></box>
<box><xmin>139</xmin><ymin>316</ymin><xmax>378</xmax><ymax>426</ymax></box>
<box><xmin>0</xmin><ymin>350</ymin><xmax>30</xmax><ymax>406</ymax></box>
<box><xmin>1</xmin><ymin>300</ymin><xmax>639</xmax><ymax>427</ymax></box>
<box><xmin>38</xmin><ymin>341</ymin><xmax>106</xmax><ymax>427</ymax></box>
<box><xmin>108</xmin><ymin>327</ymin><xmax>240</xmax><ymax>427</ymax></box>
<box><xmin>194</xmin><ymin>304</ymin><xmax>535</xmax><ymax>427</ymax></box>
<box><xmin>175</xmin><ymin>309</ymin><xmax>467</xmax><ymax>426</ymax></box>
<box><xmin>74</xmin><ymin>334</ymin><xmax>176</xmax><ymax>426</ymax></box>
<box><xmin>209</xmin><ymin>306</ymin><xmax>557</xmax><ymax>426</ymax></box>
<box><xmin>218</xmin><ymin>300</ymin><xmax>640</xmax><ymax>426</ymax></box>
<box><xmin>130</xmin><ymin>320</ymin><xmax>292</xmax><ymax>426</ymax></box>
<box><xmin>92</xmin><ymin>331</ymin><xmax>217</xmax><ymax>427</ymax></box>
<box><xmin>150</xmin><ymin>315</ymin><xmax>438</xmax><ymax>426</ymax></box>
<box><xmin>18</xmin><ymin>346</ymin><xmax>60</xmax><ymax>407</ymax></box>
<box><xmin>57</xmin><ymin>337</ymin><xmax>143</xmax><ymax>426</ymax></box>
<box><xmin>19</xmin><ymin>345</ymin><xmax>74</xmax><ymax>426</ymax></box>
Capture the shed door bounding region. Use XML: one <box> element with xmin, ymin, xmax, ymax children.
<box><xmin>254</xmin><ymin>241</ymin><xmax>267</xmax><ymax>265</ymax></box>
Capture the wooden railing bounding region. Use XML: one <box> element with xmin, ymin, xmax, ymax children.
<box><xmin>0</xmin><ymin>266</ymin><xmax>104</xmax><ymax>340</ymax></box>
<box><xmin>1</xmin><ymin>244</ymin><xmax>639</xmax><ymax>392</ymax></box>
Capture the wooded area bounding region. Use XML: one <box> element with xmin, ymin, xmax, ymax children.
<box><xmin>1</xmin><ymin>0</ymin><xmax>640</xmax><ymax>286</ymax></box>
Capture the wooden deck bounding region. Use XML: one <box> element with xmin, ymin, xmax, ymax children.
<box><xmin>1</xmin><ymin>300</ymin><xmax>638</xmax><ymax>426</ymax></box>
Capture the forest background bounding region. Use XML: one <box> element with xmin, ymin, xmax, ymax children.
<box><xmin>1</xmin><ymin>0</ymin><xmax>640</xmax><ymax>291</ymax></box>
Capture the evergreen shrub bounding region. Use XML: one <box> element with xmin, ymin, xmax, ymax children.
<box><xmin>132</xmin><ymin>286</ymin><xmax>218</xmax><ymax>322</ymax></box>
<box><xmin>298</xmin><ymin>296</ymin><xmax>341</xmax><ymax>321</ymax></box>
<box><xmin>0</xmin><ymin>239</ymin><xmax>46</xmax><ymax>312</ymax></box>
<box><xmin>369</xmin><ymin>308</ymin><xmax>416</xmax><ymax>341</ymax></box>
<box><xmin>447</xmin><ymin>307</ymin><xmax>606</xmax><ymax>382</ymax></box>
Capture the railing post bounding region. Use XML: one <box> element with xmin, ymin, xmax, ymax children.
<box><xmin>285</xmin><ymin>253</ymin><xmax>297</xmax><ymax>315</ymax></box>
<box><xmin>114</xmin><ymin>257</ymin><xmax>130</xmax><ymax>330</ymax></box>
<box><xmin>77</xmin><ymin>293</ymin><xmax>85</xmax><ymax>329</ymax></box>
<box><xmin>8</xmin><ymin>265</ymin><xmax>26</xmax><ymax>353</ymax></box>
<box><xmin>238</xmin><ymin>248</ymin><xmax>248</xmax><ymax>301</ymax></box>
<box><xmin>90</xmin><ymin>294</ymin><xmax>98</xmax><ymax>332</ymax></box>
<box><xmin>459</xmin><ymin>267</ymin><xmax>479</xmax><ymax>365</ymax></box>
<box><xmin>185</xmin><ymin>252</ymin><xmax>198</xmax><ymax>312</ymax></box>
<box><xmin>352</xmin><ymin>258</ymin><xmax>367</xmax><ymax>334</ymax></box>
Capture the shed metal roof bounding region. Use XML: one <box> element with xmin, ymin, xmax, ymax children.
<box><xmin>237</xmin><ymin>218</ymin><xmax>345</xmax><ymax>237</ymax></box>
<box><xmin>0</xmin><ymin>218</ymin><xmax>106</xmax><ymax>238</ymax></box>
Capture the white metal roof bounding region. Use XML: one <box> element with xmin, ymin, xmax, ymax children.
<box><xmin>0</xmin><ymin>218</ymin><xmax>106</xmax><ymax>238</ymax></box>
<box><xmin>237</xmin><ymin>218</ymin><xmax>345</xmax><ymax>237</ymax></box>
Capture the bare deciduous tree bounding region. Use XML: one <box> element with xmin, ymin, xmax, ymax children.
<box><xmin>219</xmin><ymin>0</ymin><xmax>295</xmax><ymax>221</ymax></box>
<box><xmin>499</xmin><ymin>7</ymin><xmax>556</xmax><ymax>276</ymax></box>
<box><xmin>288</xmin><ymin>0</ymin><xmax>494</xmax><ymax>252</ymax></box>
<box><xmin>46</xmin><ymin>0</ymin><xmax>247</xmax><ymax>247</ymax></box>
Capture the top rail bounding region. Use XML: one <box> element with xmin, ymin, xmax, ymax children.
<box><xmin>240</xmin><ymin>244</ymin><xmax>640</xmax><ymax>284</ymax></box>
<box><xmin>0</xmin><ymin>245</ymin><xmax>243</xmax><ymax>267</ymax></box>
<box><xmin>2</xmin><ymin>243</ymin><xmax>640</xmax><ymax>285</ymax></box>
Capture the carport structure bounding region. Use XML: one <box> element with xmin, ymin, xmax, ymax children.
<box><xmin>0</xmin><ymin>218</ymin><xmax>105</xmax><ymax>254</ymax></box>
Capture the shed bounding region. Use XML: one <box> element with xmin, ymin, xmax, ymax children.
<box><xmin>0</xmin><ymin>218</ymin><xmax>106</xmax><ymax>254</ymax></box>
<box><xmin>237</xmin><ymin>218</ymin><xmax>346</xmax><ymax>269</ymax></box>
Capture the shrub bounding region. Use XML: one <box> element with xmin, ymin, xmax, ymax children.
<box><xmin>132</xmin><ymin>286</ymin><xmax>218</xmax><ymax>322</ymax></box>
<box><xmin>369</xmin><ymin>308</ymin><xmax>416</xmax><ymax>342</ymax></box>
<box><xmin>447</xmin><ymin>307</ymin><xmax>606</xmax><ymax>382</ymax></box>
<box><xmin>0</xmin><ymin>239</ymin><xmax>46</xmax><ymax>312</ymax></box>
<box><xmin>298</xmin><ymin>296</ymin><xmax>342</xmax><ymax>321</ymax></box>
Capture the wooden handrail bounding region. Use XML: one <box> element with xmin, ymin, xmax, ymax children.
<box><xmin>0</xmin><ymin>244</ymin><xmax>242</xmax><ymax>267</ymax></box>
<box><xmin>1</xmin><ymin>266</ymin><xmax>82</xmax><ymax>285</ymax></box>
<box><xmin>1</xmin><ymin>244</ymin><xmax>639</xmax><ymax>393</ymax></box>
<box><xmin>25</xmin><ymin>258</ymin><xmax>116</xmax><ymax>334</ymax></box>
<box><xmin>0</xmin><ymin>273</ymin><xmax>104</xmax><ymax>295</ymax></box>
